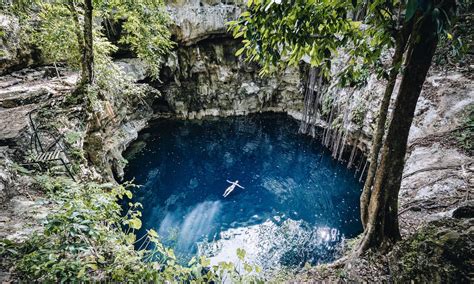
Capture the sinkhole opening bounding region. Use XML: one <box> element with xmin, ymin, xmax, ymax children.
<box><xmin>123</xmin><ymin>113</ymin><xmax>363</xmax><ymax>271</ymax></box>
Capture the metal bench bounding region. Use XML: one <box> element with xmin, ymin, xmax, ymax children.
<box><xmin>23</xmin><ymin>110</ymin><xmax>76</xmax><ymax>181</ymax></box>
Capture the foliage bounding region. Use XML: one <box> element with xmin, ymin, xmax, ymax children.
<box><xmin>32</xmin><ymin>2</ymin><xmax>82</xmax><ymax>69</ymax></box>
<box><xmin>103</xmin><ymin>1</ymin><xmax>175</xmax><ymax>78</ymax></box>
<box><xmin>388</xmin><ymin>219</ymin><xmax>473</xmax><ymax>282</ymax></box>
<box><xmin>227</xmin><ymin>0</ymin><xmax>393</xmax><ymax>86</ymax></box>
<box><xmin>321</xmin><ymin>92</ymin><xmax>334</xmax><ymax>118</ymax></box>
<box><xmin>84</xmin><ymin>50</ymin><xmax>146</xmax><ymax>116</ymax></box>
<box><xmin>229</xmin><ymin>0</ymin><xmax>458</xmax><ymax>84</ymax></box>
<box><xmin>5</xmin><ymin>0</ymin><xmax>174</xmax><ymax>80</ymax></box>
<box><xmin>351</xmin><ymin>101</ymin><xmax>367</xmax><ymax>127</ymax></box>
<box><xmin>433</xmin><ymin>7</ymin><xmax>472</xmax><ymax>68</ymax></box>
<box><xmin>0</xmin><ymin>176</ymin><xmax>263</xmax><ymax>282</ymax></box>
<box><xmin>228</xmin><ymin>0</ymin><xmax>364</xmax><ymax>79</ymax></box>
<box><xmin>331</xmin><ymin>114</ymin><xmax>343</xmax><ymax>130</ymax></box>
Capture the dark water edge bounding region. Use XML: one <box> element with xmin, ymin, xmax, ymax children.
<box><xmin>123</xmin><ymin>113</ymin><xmax>363</xmax><ymax>271</ymax></box>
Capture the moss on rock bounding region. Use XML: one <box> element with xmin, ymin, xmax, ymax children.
<box><xmin>388</xmin><ymin>218</ymin><xmax>473</xmax><ymax>283</ymax></box>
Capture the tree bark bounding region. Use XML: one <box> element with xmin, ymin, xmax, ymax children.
<box><xmin>355</xmin><ymin>8</ymin><xmax>445</xmax><ymax>253</ymax></box>
<box><xmin>82</xmin><ymin>0</ymin><xmax>94</xmax><ymax>85</ymax></box>
<box><xmin>360</xmin><ymin>20</ymin><xmax>413</xmax><ymax>228</ymax></box>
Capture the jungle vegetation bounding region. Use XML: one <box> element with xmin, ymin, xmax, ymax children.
<box><xmin>0</xmin><ymin>0</ymin><xmax>467</xmax><ymax>281</ymax></box>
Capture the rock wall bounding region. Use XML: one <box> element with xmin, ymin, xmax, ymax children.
<box><xmin>167</xmin><ymin>0</ymin><xmax>245</xmax><ymax>46</ymax></box>
<box><xmin>155</xmin><ymin>38</ymin><xmax>303</xmax><ymax>118</ymax></box>
<box><xmin>158</xmin><ymin>0</ymin><xmax>304</xmax><ymax>118</ymax></box>
<box><xmin>0</xmin><ymin>13</ymin><xmax>34</xmax><ymax>74</ymax></box>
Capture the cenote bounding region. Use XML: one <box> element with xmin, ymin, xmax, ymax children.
<box><xmin>123</xmin><ymin>113</ymin><xmax>363</xmax><ymax>271</ymax></box>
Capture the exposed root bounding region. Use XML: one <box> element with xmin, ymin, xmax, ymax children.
<box><xmin>402</xmin><ymin>162</ymin><xmax>473</xmax><ymax>179</ymax></box>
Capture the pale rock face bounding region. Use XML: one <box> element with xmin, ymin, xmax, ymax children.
<box><xmin>167</xmin><ymin>1</ymin><xmax>244</xmax><ymax>45</ymax></box>
<box><xmin>153</xmin><ymin>1</ymin><xmax>305</xmax><ymax>117</ymax></box>
<box><xmin>0</xmin><ymin>149</ymin><xmax>13</xmax><ymax>204</ymax></box>
<box><xmin>0</xmin><ymin>13</ymin><xmax>36</xmax><ymax>74</ymax></box>
<box><xmin>0</xmin><ymin>13</ymin><xmax>22</xmax><ymax>73</ymax></box>
<box><xmin>115</xmin><ymin>58</ymin><xmax>149</xmax><ymax>82</ymax></box>
<box><xmin>155</xmin><ymin>38</ymin><xmax>304</xmax><ymax>118</ymax></box>
<box><xmin>239</xmin><ymin>82</ymin><xmax>261</xmax><ymax>95</ymax></box>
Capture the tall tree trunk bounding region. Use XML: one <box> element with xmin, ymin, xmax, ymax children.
<box><xmin>355</xmin><ymin>9</ymin><xmax>443</xmax><ymax>254</ymax></box>
<box><xmin>360</xmin><ymin>20</ymin><xmax>413</xmax><ymax>228</ymax></box>
<box><xmin>82</xmin><ymin>0</ymin><xmax>94</xmax><ymax>85</ymax></box>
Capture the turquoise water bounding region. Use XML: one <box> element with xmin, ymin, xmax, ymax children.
<box><xmin>124</xmin><ymin>113</ymin><xmax>362</xmax><ymax>269</ymax></box>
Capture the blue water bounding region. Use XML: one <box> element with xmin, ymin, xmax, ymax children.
<box><xmin>124</xmin><ymin>113</ymin><xmax>362</xmax><ymax>269</ymax></box>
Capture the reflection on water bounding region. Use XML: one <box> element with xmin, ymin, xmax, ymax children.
<box><xmin>198</xmin><ymin>219</ymin><xmax>345</xmax><ymax>271</ymax></box>
<box><xmin>124</xmin><ymin>113</ymin><xmax>363</xmax><ymax>269</ymax></box>
<box><xmin>159</xmin><ymin>201</ymin><xmax>222</xmax><ymax>253</ymax></box>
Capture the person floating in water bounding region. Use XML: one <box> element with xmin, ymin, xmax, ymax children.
<box><xmin>223</xmin><ymin>180</ymin><xmax>244</xmax><ymax>197</ymax></box>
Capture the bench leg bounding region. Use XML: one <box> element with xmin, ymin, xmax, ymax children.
<box><xmin>59</xmin><ymin>158</ymin><xmax>76</xmax><ymax>182</ymax></box>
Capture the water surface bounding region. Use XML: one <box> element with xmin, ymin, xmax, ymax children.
<box><xmin>124</xmin><ymin>114</ymin><xmax>362</xmax><ymax>270</ymax></box>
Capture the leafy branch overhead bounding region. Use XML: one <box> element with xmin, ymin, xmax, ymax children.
<box><xmin>229</xmin><ymin>0</ymin><xmax>458</xmax><ymax>84</ymax></box>
<box><xmin>228</xmin><ymin>0</ymin><xmax>362</xmax><ymax>78</ymax></box>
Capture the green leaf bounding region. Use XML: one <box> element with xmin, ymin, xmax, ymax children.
<box><xmin>244</xmin><ymin>263</ymin><xmax>252</xmax><ymax>273</ymax></box>
<box><xmin>236</xmin><ymin>248</ymin><xmax>246</xmax><ymax>260</ymax></box>
<box><xmin>126</xmin><ymin>233</ymin><xmax>136</xmax><ymax>244</ymax></box>
<box><xmin>235</xmin><ymin>47</ymin><xmax>246</xmax><ymax>56</ymax></box>
<box><xmin>87</xmin><ymin>263</ymin><xmax>98</xmax><ymax>270</ymax></box>
<box><xmin>129</xmin><ymin>218</ymin><xmax>142</xmax><ymax>230</ymax></box>
<box><xmin>240</xmin><ymin>11</ymin><xmax>251</xmax><ymax>18</ymax></box>
<box><xmin>200</xmin><ymin>256</ymin><xmax>210</xmax><ymax>267</ymax></box>
<box><xmin>77</xmin><ymin>266</ymin><xmax>86</xmax><ymax>278</ymax></box>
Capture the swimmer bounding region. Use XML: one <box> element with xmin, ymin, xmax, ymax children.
<box><xmin>223</xmin><ymin>180</ymin><xmax>244</xmax><ymax>197</ymax></box>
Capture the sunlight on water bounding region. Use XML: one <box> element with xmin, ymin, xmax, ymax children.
<box><xmin>159</xmin><ymin>201</ymin><xmax>223</xmax><ymax>253</ymax></box>
<box><xmin>124</xmin><ymin>113</ymin><xmax>363</xmax><ymax>270</ymax></box>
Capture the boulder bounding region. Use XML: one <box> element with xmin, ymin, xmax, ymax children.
<box><xmin>0</xmin><ymin>13</ymin><xmax>32</xmax><ymax>74</ymax></box>
<box><xmin>0</xmin><ymin>105</ymin><xmax>35</xmax><ymax>147</ymax></box>
<box><xmin>388</xmin><ymin>218</ymin><xmax>474</xmax><ymax>283</ymax></box>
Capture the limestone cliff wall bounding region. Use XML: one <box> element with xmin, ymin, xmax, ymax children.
<box><xmin>167</xmin><ymin>0</ymin><xmax>245</xmax><ymax>46</ymax></box>
<box><xmin>155</xmin><ymin>38</ymin><xmax>303</xmax><ymax>119</ymax></box>
<box><xmin>158</xmin><ymin>0</ymin><xmax>304</xmax><ymax>118</ymax></box>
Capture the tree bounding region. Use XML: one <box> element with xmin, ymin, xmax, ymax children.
<box><xmin>83</xmin><ymin>0</ymin><xmax>94</xmax><ymax>85</ymax></box>
<box><xmin>356</xmin><ymin>0</ymin><xmax>456</xmax><ymax>253</ymax></box>
<box><xmin>5</xmin><ymin>0</ymin><xmax>174</xmax><ymax>88</ymax></box>
<box><xmin>3</xmin><ymin>0</ymin><xmax>175</xmax><ymax>173</ymax></box>
<box><xmin>230</xmin><ymin>0</ymin><xmax>456</xmax><ymax>253</ymax></box>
